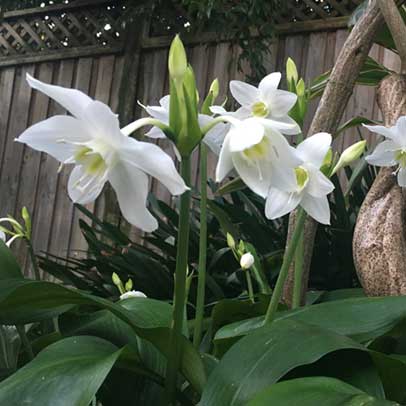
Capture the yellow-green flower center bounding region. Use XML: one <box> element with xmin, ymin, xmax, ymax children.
<box><xmin>295</xmin><ymin>166</ymin><xmax>309</xmax><ymax>190</ymax></box>
<box><xmin>242</xmin><ymin>137</ymin><xmax>270</xmax><ymax>161</ymax></box>
<box><xmin>252</xmin><ymin>101</ymin><xmax>269</xmax><ymax>117</ymax></box>
<box><xmin>75</xmin><ymin>146</ymin><xmax>107</xmax><ymax>175</ymax></box>
<box><xmin>395</xmin><ymin>149</ymin><xmax>406</xmax><ymax>168</ymax></box>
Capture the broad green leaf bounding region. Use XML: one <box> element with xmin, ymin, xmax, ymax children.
<box><xmin>200</xmin><ymin>319</ymin><xmax>364</xmax><ymax>406</ymax></box>
<box><xmin>0</xmin><ymin>336</ymin><xmax>122</xmax><ymax>406</ymax></box>
<box><xmin>247</xmin><ymin>377</ymin><xmax>398</xmax><ymax>406</ymax></box>
<box><xmin>0</xmin><ymin>279</ymin><xmax>206</xmax><ymax>393</ymax></box>
<box><xmin>0</xmin><ymin>241</ymin><xmax>22</xmax><ymax>280</ymax></box>
<box><xmin>215</xmin><ymin>296</ymin><xmax>406</xmax><ymax>350</ymax></box>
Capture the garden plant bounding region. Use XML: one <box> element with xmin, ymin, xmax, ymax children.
<box><xmin>3</xmin><ymin>1</ymin><xmax>406</xmax><ymax>405</ymax></box>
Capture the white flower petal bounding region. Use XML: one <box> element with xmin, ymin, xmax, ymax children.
<box><xmin>228</xmin><ymin>119</ymin><xmax>265</xmax><ymax>152</ymax></box>
<box><xmin>296</xmin><ymin>132</ymin><xmax>332</xmax><ymax>168</ymax></box>
<box><xmin>27</xmin><ymin>74</ymin><xmax>92</xmax><ymax>120</ymax></box>
<box><xmin>68</xmin><ymin>166</ymin><xmax>106</xmax><ymax>204</ymax></box>
<box><xmin>108</xmin><ymin>162</ymin><xmax>158</xmax><ymax>232</ymax></box>
<box><xmin>265</xmin><ymin>188</ymin><xmax>301</xmax><ymax>219</ymax></box>
<box><xmin>119</xmin><ymin>137</ymin><xmax>188</xmax><ymax>195</ymax></box>
<box><xmin>145</xmin><ymin>127</ymin><xmax>166</xmax><ymax>139</ymax></box>
<box><xmin>266</xmin><ymin>128</ymin><xmax>302</xmax><ymax>168</ymax></box>
<box><xmin>216</xmin><ymin>134</ymin><xmax>234</xmax><ymax>182</ymax></box>
<box><xmin>210</xmin><ymin>105</ymin><xmax>230</xmax><ymax>116</ymax></box>
<box><xmin>82</xmin><ymin>101</ymin><xmax>123</xmax><ymax>145</ymax></box>
<box><xmin>259</xmin><ymin>117</ymin><xmax>299</xmax><ymax>134</ymax></box>
<box><xmin>16</xmin><ymin>116</ymin><xmax>92</xmax><ymax>162</ymax></box>
<box><xmin>306</xmin><ymin>168</ymin><xmax>335</xmax><ymax>198</ymax></box>
<box><xmin>365</xmin><ymin>140</ymin><xmax>397</xmax><ymax>167</ymax></box>
<box><xmin>267</xmin><ymin>89</ymin><xmax>297</xmax><ymax>116</ymax></box>
<box><xmin>0</xmin><ymin>231</ymin><xmax>5</xmax><ymax>242</ymax></box>
<box><xmin>270</xmin><ymin>166</ymin><xmax>297</xmax><ymax>191</ymax></box>
<box><xmin>145</xmin><ymin>105</ymin><xmax>170</xmax><ymax>124</ymax></box>
<box><xmin>232</xmin><ymin>152</ymin><xmax>273</xmax><ymax>198</ymax></box>
<box><xmin>300</xmin><ymin>194</ymin><xmax>331</xmax><ymax>225</ymax></box>
<box><xmin>120</xmin><ymin>290</ymin><xmax>147</xmax><ymax>300</ymax></box>
<box><xmin>160</xmin><ymin>95</ymin><xmax>170</xmax><ymax>110</ymax></box>
<box><xmin>258</xmin><ymin>72</ymin><xmax>282</xmax><ymax>97</ymax></box>
<box><xmin>363</xmin><ymin>124</ymin><xmax>397</xmax><ymax>140</ymax></box>
<box><xmin>398</xmin><ymin>167</ymin><xmax>406</xmax><ymax>187</ymax></box>
<box><xmin>230</xmin><ymin>80</ymin><xmax>260</xmax><ymax>106</ymax></box>
<box><xmin>233</xmin><ymin>106</ymin><xmax>252</xmax><ymax>120</ymax></box>
<box><xmin>204</xmin><ymin>122</ymin><xmax>228</xmax><ymax>155</ymax></box>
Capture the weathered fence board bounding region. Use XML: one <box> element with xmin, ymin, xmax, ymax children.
<box><xmin>0</xmin><ymin>2</ymin><xmax>400</xmax><ymax>276</ymax></box>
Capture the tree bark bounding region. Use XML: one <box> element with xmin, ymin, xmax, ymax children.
<box><xmin>282</xmin><ymin>1</ymin><xmax>391</xmax><ymax>306</ymax></box>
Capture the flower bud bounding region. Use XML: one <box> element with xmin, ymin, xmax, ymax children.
<box><xmin>331</xmin><ymin>140</ymin><xmax>366</xmax><ymax>175</ymax></box>
<box><xmin>125</xmin><ymin>278</ymin><xmax>133</xmax><ymax>292</ymax></box>
<box><xmin>112</xmin><ymin>272</ymin><xmax>121</xmax><ymax>286</ymax></box>
<box><xmin>209</xmin><ymin>78</ymin><xmax>219</xmax><ymax>101</ymax></box>
<box><xmin>226</xmin><ymin>233</ymin><xmax>235</xmax><ymax>249</ymax></box>
<box><xmin>240</xmin><ymin>252</ymin><xmax>255</xmax><ymax>270</ymax></box>
<box><xmin>168</xmin><ymin>35</ymin><xmax>187</xmax><ymax>82</ymax></box>
<box><xmin>120</xmin><ymin>290</ymin><xmax>147</xmax><ymax>300</ymax></box>
<box><xmin>22</xmin><ymin>206</ymin><xmax>31</xmax><ymax>239</ymax></box>
<box><xmin>286</xmin><ymin>57</ymin><xmax>298</xmax><ymax>86</ymax></box>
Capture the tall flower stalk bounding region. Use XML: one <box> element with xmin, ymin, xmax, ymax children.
<box><xmin>193</xmin><ymin>143</ymin><xmax>208</xmax><ymax>349</ymax></box>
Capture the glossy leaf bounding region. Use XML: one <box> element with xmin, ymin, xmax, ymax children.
<box><xmin>0</xmin><ymin>336</ymin><xmax>122</xmax><ymax>406</ymax></box>
<box><xmin>0</xmin><ymin>279</ymin><xmax>206</xmax><ymax>393</ymax></box>
<box><xmin>200</xmin><ymin>319</ymin><xmax>364</xmax><ymax>406</ymax></box>
<box><xmin>0</xmin><ymin>240</ymin><xmax>22</xmax><ymax>280</ymax></box>
<box><xmin>247</xmin><ymin>377</ymin><xmax>398</xmax><ymax>406</ymax></box>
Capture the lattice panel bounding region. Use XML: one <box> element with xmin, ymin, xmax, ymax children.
<box><xmin>275</xmin><ymin>0</ymin><xmax>363</xmax><ymax>23</ymax></box>
<box><xmin>0</xmin><ymin>1</ymin><xmax>125</xmax><ymax>61</ymax></box>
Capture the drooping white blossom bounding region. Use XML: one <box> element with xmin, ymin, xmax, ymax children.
<box><xmin>16</xmin><ymin>75</ymin><xmax>188</xmax><ymax>232</ymax></box>
<box><xmin>364</xmin><ymin>117</ymin><xmax>406</xmax><ymax>187</ymax></box>
<box><xmin>120</xmin><ymin>290</ymin><xmax>147</xmax><ymax>300</ymax></box>
<box><xmin>265</xmin><ymin>132</ymin><xmax>334</xmax><ymax>225</ymax></box>
<box><xmin>216</xmin><ymin>118</ymin><xmax>301</xmax><ymax>198</ymax></box>
<box><xmin>211</xmin><ymin>72</ymin><xmax>300</xmax><ymax>135</ymax></box>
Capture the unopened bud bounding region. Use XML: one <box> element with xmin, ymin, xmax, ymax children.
<box><xmin>125</xmin><ymin>279</ymin><xmax>133</xmax><ymax>292</ymax></box>
<box><xmin>226</xmin><ymin>233</ymin><xmax>235</xmax><ymax>249</ymax></box>
<box><xmin>209</xmin><ymin>78</ymin><xmax>219</xmax><ymax>100</ymax></box>
<box><xmin>112</xmin><ymin>272</ymin><xmax>121</xmax><ymax>286</ymax></box>
<box><xmin>21</xmin><ymin>207</ymin><xmax>31</xmax><ymax>239</ymax></box>
<box><xmin>286</xmin><ymin>58</ymin><xmax>298</xmax><ymax>85</ymax></box>
<box><xmin>240</xmin><ymin>252</ymin><xmax>255</xmax><ymax>270</ymax></box>
<box><xmin>168</xmin><ymin>35</ymin><xmax>187</xmax><ymax>82</ymax></box>
<box><xmin>332</xmin><ymin>140</ymin><xmax>366</xmax><ymax>175</ymax></box>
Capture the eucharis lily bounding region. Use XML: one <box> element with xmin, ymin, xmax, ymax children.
<box><xmin>142</xmin><ymin>95</ymin><xmax>228</xmax><ymax>156</ymax></box>
<box><xmin>16</xmin><ymin>75</ymin><xmax>188</xmax><ymax>232</ymax></box>
<box><xmin>265</xmin><ymin>132</ymin><xmax>334</xmax><ymax>225</ymax></box>
<box><xmin>216</xmin><ymin>118</ymin><xmax>301</xmax><ymax>198</ymax></box>
<box><xmin>211</xmin><ymin>72</ymin><xmax>300</xmax><ymax>135</ymax></box>
<box><xmin>364</xmin><ymin>117</ymin><xmax>406</xmax><ymax>187</ymax></box>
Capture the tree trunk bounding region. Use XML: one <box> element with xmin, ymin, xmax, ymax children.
<box><xmin>353</xmin><ymin>73</ymin><xmax>406</xmax><ymax>295</ymax></box>
<box><xmin>282</xmin><ymin>1</ymin><xmax>390</xmax><ymax>306</ymax></box>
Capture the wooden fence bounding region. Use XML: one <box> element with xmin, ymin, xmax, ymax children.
<box><xmin>0</xmin><ymin>0</ymin><xmax>400</xmax><ymax>275</ymax></box>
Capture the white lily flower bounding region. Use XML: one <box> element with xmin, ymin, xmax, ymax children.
<box><xmin>216</xmin><ymin>118</ymin><xmax>301</xmax><ymax>198</ymax></box>
<box><xmin>0</xmin><ymin>231</ymin><xmax>5</xmax><ymax>243</ymax></box>
<box><xmin>16</xmin><ymin>75</ymin><xmax>188</xmax><ymax>232</ymax></box>
<box><xmin>212</xmin><ymin>72</ymin><xmax>300</xmax><ymax>135</ymax></box>
<box><xmin>364</xmin><ymin>117</ymin><xmax>406</xmax><ymax>187</ymax></box>
<box><xmin>120</xmin><ymin>290</ymin><xmax>147</xmax><ymax>300</ymax></box>
<box><xmin>142</xmin><ymin>95</ymin><xmax>228</xmax><ymax>156</ymax></box>
<box><xmin>265</xmin><ymin>132</ymin><xmax>334</xmax><ymax>225</ymax></box>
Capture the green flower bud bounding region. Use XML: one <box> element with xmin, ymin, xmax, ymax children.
<box><xmin>21</xmin><ymin>206</ymin><xmax>31</xmax><ymax>239</ymax></box>
<box><xmin>226</xmin><ymin>233</ymin><xmax>235</xmax><ymax>249</ymax></box>
<box><xmin>286</xmin><ymin>57</ymin><xmax>298</xmax><ymax>86</ymax></box>
<box><xmin>209</xmin><ymin>78</ymin><xmax>219</xmax><ymax>101</ymax></box>
<box><xmin>112</xmin><ymin>272</ymin><xmax>121</xmax><ymax>286</ymax></box>
<box><xmin>125</xmin><ymin>279</ymin><xmax>133</xmax><ymax>292</ymax></box>
<box><xmin>168</xmin><ymin>35</ymin><xmax>187</xmax><ymax>82</ymax></box>
<box><xmin>331</xmin><ymin>140</ymin><xmax>366</xmax><ymax>175</ymax></box>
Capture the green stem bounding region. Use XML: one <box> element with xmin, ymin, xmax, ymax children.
<box><xmin>193</xmin><ymin>144</ymin><xmax>208</xmax><ymax>349</ymax></box>
<box><xmin>245</xmin><ymin>270</ymin><xmax>255</xmax><ymax>303</ymax></box>
<box><xmin>27</xmin><ymin>241</ymin><xmax>41</xmax><ymax>281</ymax></box>
<box><xmin>16</xmin><ymin>325</ymin><xmax>34</xmax><ymax>360</ymax></box>
<box><xmin>165</xmin><ymin>156</ymin><xmax>192</xmax><ymax>405</ymax></box>
<box><xmin>264</xmin><ymin>208</ymin><xmax>307</xmax><ymax>324</ymax></box>
<box><xmin>292</xmin><ymin>229</ymin><xmax>305</xmax><ymax>309</ymax></box>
